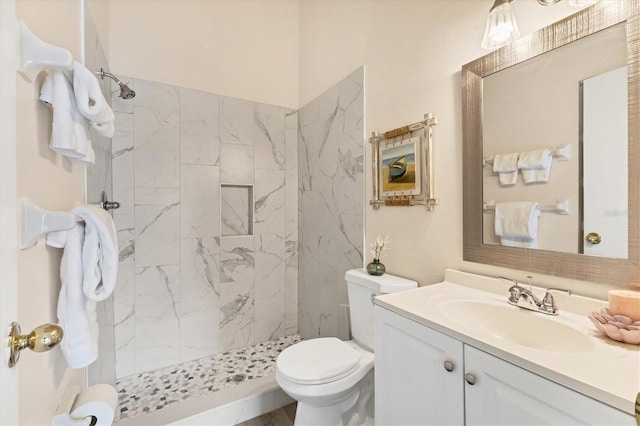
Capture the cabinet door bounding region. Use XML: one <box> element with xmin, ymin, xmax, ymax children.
<box><xmin>375</xmin><ymin>306</ymin><xmax>464</xmax><ymax>426</ymax></box>
<box><xmin>464</xmin><ymin>346</ymin><xmax>633</xmax><ymax>425</ymax></box>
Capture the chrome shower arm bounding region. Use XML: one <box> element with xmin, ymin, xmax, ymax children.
<box><xmin>94</xmin><ymin>67</ymin><xmax>136</xmax><ymax>99</ymax></box>
<box><xmin>95</xmin><ymin>68</ymin><xmax>121</xmax><ymax>84</ymax></box>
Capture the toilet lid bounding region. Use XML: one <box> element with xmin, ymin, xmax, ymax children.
<box><xmin>277</xmin><ymin>337</ymin><xmax>361</xmax><ymax>385</ymax></box>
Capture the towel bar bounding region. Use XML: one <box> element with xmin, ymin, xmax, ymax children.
<box><xmin>20</xmin><ymin>198</ymin><xmax>79</xmax><ymax>250</ymax></box>
<box><xmin>20</xmin><ymin>197</ymin><xmax>120</xmax><ymax>249</ymax></box>
<box><xmin>483</xmin><ymin>144</ymin><xmax>572</xmax><ymax>167</ymax></box>
<box><xmin>17</xmin><ymin>21</ymin><xmax>73</xmax><ymax>83</ymax></box>
<box><xmin>483</xmin><ymin>199</ymin><xmax>570</xmax><ymax>215</ymax></box>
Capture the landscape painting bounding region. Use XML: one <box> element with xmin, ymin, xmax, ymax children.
<box><xmin>380</xmin><ymin>136</ymin><xmax>421</xmax><ymax>196</ymax></box>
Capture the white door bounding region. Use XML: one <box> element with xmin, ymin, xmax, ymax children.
<box><xmin>582</xmin><ymin>66</ymin><xmax>628</xmax><ymax>258</ymax></box>
<box><xmin>0</xmin><ymin>0</ymin><xmax>20</xmax><ymax>423</ymax></box>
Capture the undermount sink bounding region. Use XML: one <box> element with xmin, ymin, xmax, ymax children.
<box><xmin>440</xmin><ymin>299</ymin><xmax>594</xmax><ymax>353</ymax></box>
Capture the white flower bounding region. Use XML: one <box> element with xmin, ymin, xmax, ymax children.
<box><xmin>370</xmin><ymin>235</ymin><xmax>390</xmax><ymax>261</ymax></box>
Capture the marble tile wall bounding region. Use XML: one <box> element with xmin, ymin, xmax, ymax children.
<box><xmin>111</xmin><ymin>79</ymin><xmax>299</xmax><ymax>378</ymax></box>
<box><xmin>298</xmin><ymin>67</ymin><xmax>365</xmax><ymax>340</ymax></box>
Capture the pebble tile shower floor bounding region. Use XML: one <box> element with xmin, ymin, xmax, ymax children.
<box><xmin>115</xmin><ymin>335</ymin><xmax>301</xmax><ymax>422</ymax></box>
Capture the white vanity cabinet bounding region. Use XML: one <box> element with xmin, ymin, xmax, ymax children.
<box><xmin>375</xmin><ymin>303</ymin><xmax>464</xmax><ymax>425</ymax></box>
<box><xmin>375</xmin><ymin>306</ymin><xmax>633</xmax><ymax>426</ymax></box>
<box><xmin>463</xmin><ymin>345</ymin><xmax>631</xmax><ymax>425</ymax></box>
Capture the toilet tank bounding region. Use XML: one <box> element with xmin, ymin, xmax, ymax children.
<box><xmin>345</xmin><ymin>269</ymin><xmax>417</xmax><ymax>351</ymax></box>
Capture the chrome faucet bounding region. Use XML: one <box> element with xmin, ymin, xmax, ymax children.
<box><xmin>499</xmin><ymin>276</ymin><xmax>571</xmax><ymax>315</ymax></box>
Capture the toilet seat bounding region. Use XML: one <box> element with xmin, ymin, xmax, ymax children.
<box><xmin>276</xmin><ymin>337</ymin><xmax>361</xmax><ymax>385</ymax></box>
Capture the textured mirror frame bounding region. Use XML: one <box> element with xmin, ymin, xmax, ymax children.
<box><xmin>462</xmin><ymin>1</ymin><xmax>639</xmax><ymax>285</ymax></box>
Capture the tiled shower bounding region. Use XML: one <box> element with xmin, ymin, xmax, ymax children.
<box><xmin>97</xmin><ymin>68</ymin><xmax>364</xmax><ymax>383</ymax></box>
<box><xmin>298</xmin><ymin>70</ymin><xmax>365</xmax><ymax>340</ymax></box>
<box><xmin>109</xmin><ymin>79</ymin><xmax>300</xmax><ymax>378</ymax></box>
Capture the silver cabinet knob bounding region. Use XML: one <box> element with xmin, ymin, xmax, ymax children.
<box><xmin>443</xmin><ymin>360</ymin><xmax>454</xmax><ymax>372</ymax></box>
<box><xmin>464</xmin><ymin>373</ymin><xmax>477</xmax><ymax>385</ymax></box>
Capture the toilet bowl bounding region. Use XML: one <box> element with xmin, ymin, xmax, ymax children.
<box><xmin>276</xmin><ymin>338</ymin><xmax>374</xmax><ymax>426</ymax></box>
<box><xmin>276</xmin><ymin>269</ymin><xmax>417</xmax><ymax>425</ymax></box>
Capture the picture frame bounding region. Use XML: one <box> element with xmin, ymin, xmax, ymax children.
<box><xmin>369</xmin><ymin>113</ymin><xmax>438</xmax><ymax>211</ymax></box>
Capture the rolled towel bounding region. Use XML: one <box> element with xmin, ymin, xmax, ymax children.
<box><xmin>40</xmin><ymin>70</ymin><xmax>95</xmax><ymax>165</ymax></box>
<box><xmin>492</xmin><ymin>153</ymin><xmax>519</xmax><ymax>186</ymax></box>
<box><xmin>494</xmin><ymin>201</ymin><xmax>540</xmax><ymax>248</ymax></box>
<box><xmin>73</xmin><ymin>62</ymin><xmax>115</xmax><ymax>138</ymax></box>
<box><xmin>518</xmin><ymin>149</ymin><xmax>552</xmax><ymax>183</ymax></box>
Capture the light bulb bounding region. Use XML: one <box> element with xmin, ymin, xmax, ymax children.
<box><xmin>481</xmin><ymin>0</ymin><xmax>520</xmax><ymax>50</ymax></box>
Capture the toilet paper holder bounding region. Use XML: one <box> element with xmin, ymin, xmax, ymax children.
<box><xmin>53</xmin><ymin>386</ymin><xmax>93</xmax><ymax>426</ymax></box>
<box><xmin>53</xmin><ymin>384</ymin><xmax>118</xmax><ymax>426</ymax></box>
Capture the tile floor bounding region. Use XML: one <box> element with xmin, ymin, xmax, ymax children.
<box><xmin>115</xmin><ymin>335</ymin><xmax>301</xmax><ymax>422</ymax></box>
<box><xmin>237</xmin><ymin>403</ymin><xmax>297</xmax><ymax>426</ymax></box>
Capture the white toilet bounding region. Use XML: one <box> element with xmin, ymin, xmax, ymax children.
<box><xmin>276</xmin><ymin>269</ymin><xmax>417</xmax><ymax>425</ymax></box>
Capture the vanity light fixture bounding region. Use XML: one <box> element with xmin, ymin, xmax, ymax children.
<box><xmin>481</xmin><ymin>0</ymin><xmax>520</xmax><ymax>50</ymax></box>
<box><xmin>481</xmin><ymin>0</ymin><xmax>600</xmax><ymax>50</ymax></box>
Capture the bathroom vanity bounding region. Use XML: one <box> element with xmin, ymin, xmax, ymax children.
<box><xmin>374</xmin><ymin>269</ymin><xmax>637</xmax><ymax>425</ymax></box>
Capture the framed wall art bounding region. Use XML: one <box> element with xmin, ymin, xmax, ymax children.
<box><xmin>370</xmin><ymin>113</ymin><xmax>438</xmax><ymax>210</ymax></box>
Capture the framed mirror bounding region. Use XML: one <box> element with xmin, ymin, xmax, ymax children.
<box><xmin>462</xmin><ymin>1</ymin><xmax>639</xmax><ymax>285</ymax></box>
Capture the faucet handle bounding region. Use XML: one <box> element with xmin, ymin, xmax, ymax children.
<box><xmin>500</xmin><ymin>277</ymin><xmax>522</xmax><ymax>304</ymax></box>
<box><xmin>541</xmin><ymin>288</ymin><xmax>572</xmax><ymax>314</ymax></box>
<box><xmin>499</xmin><ymin>277</ymin><xmax>526</xmax><ymax>305</ymax></box>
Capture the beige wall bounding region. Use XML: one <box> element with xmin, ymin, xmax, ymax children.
<box><xmin>86</xmin><ymin>0</ymin><xmax>110</xmax><ymax>59</ymax></box>
<box><xmin>108</xmin><ymin>0</ymin><xmax>300</xmax><ymax>109</ymax></box>
<box><xmin>16</xmin><ymin>1</ymin><xmax>85</xmax><ymax>424</ymax></box>
<box><xmin>299</xmin><ymin>0</ymin><xmax>622</xmax><ymax>299</ymax></box>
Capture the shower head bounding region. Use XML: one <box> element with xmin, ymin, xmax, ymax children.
<box><xmin>95</xmin><ymin>68</ymin><xmax>136</xmax><ymax>100</ymax></box>
<box><xmin>117</xmin><ymin>82</ymin><xmax>136</xmax><ymax>100</ymax></box>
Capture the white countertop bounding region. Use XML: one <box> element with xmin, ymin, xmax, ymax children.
<box><xmin>375</xmin><ymin>269</ymin><xmax>640</xmax><ymax>415</ymax></box>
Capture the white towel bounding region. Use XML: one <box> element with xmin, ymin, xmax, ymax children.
<box><xmin>494</xmin><ymin>202</ymin><xmax>540</xmax><ymax>248</ymax></box>
<box><xmin>492</xmin><ymin>153</ymin><xmax>519</xmax><ymax>186</ymax></box>
<box><xmin>518</xmin><ymin>149</ymin><xmax>552</xmax><ymax>183</ymax></box>
<box><xmin>73</xmin><ymin>62</ymin><xmax>115</xmax><ymax>138</ymax></box>
<box><xmin>57</xmin><ymin>223</ymin><xmax>99</xmax><ymax>368</ymax></box>
<box><xmin>40</xmin><ymin>71</ymin><xmax>95</xmax><ymax>165</ymax></box>
<box><xmin>72</xmin><ymin>205</ymin><xmax>119</xmax><ymax>302</ymax></box>
<box><xmin>55</xmin><ymin>205</ymin><xmax>118</xmax><ymax>368</ymax></box>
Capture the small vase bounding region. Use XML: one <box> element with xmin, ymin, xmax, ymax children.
<box><xmin>367</xmin><ymin>259</ymin><xmax>385</xmax><ymax>276</ymax></box>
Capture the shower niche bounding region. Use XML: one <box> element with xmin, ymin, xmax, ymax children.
<box><xmin>221</xmin><ymin>184</ymin><xmax>254</xmax><ymax>237</ymax></box>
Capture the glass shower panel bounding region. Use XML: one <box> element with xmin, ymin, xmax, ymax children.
<box><xmin>83</xmin><ymin>0</ymin><xmax>116</xmax><ymax>386</ymax></box>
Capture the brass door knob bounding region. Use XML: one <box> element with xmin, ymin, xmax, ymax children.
<box><xmin>585</xmin><ymin>232</ymin><xmax>602</xmax><ymax>245</ymax></box>
<box><xmin>8</xmin><ymin>322</ymin><xmax>64</xmax><ymax>367</ymax></box>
